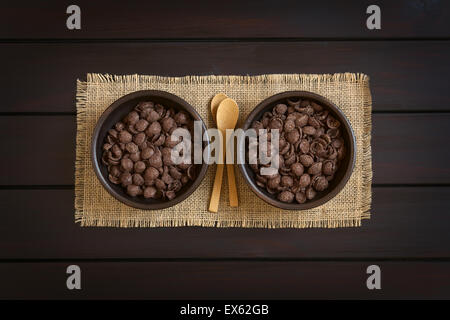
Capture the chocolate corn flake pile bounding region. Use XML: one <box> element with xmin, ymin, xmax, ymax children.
<box><xmin>249</xmin><ymin>98</ymin><xmax>346</xmax><ymax>204</ymax></box>
<box><xmin>101</xmin><ymin>101</ymin><xmax>196</xmax><ymax>200</ymax></box>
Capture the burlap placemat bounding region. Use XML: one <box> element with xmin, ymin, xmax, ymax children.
<box><xmin>75</xmin><ymin>73</ymin><xmax>372</xmax><ymax>228</ymax></box>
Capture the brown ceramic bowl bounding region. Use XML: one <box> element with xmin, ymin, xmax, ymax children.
<box><xmin>91</xmin><ymin>90</ymin><xmax>209</xmax><ymax>210</ymax></box>
<box><xmin>238</xmin><ymin>91</ymin><xmax>356</xmax><ymax>210</ymax></box>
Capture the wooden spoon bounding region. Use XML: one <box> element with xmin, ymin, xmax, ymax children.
<box><xmin>210</xmin><ymin>93</ymin><xmax>228</xmax><ymax>123</ymax></box>
<box><xmin>209</xmin><ymin>97</ymin><xmax>240</xmax><ymax>212</ymax></box>
<box><xmin>210</xmin><ymin>93</ymin><xmax>239</xmax><ymax>208</ymax></box>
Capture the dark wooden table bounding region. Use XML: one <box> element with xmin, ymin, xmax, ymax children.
<box><xmin>1</xmin><ymin>0</ymin><xmax>450</xmax><ymax>299</ymax></box>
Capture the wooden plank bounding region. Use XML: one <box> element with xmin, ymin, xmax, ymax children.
<box><xmin>1</xmin><ymin>114</ymin><xmax>449</xmax><ymax>185</ymax></box>
<box><xmin>1</xmin><ymin>1</ymin><xmax>449</xmax><ymax>39</ymax></box>
<box><xmin>372</xmin><ymin>114</ymin><xmax>450</xmax><ymax>184</ymax></box>
<box><xmin>0</xmin><ymin>261</ymin><xmax>449</xmax><ymax>299</ymax></box>
<box><xmin>0</xmin><ymin>116</ymin><xmax>76</xmax><ymax>185</ymax></box>
<box><xmin>0</xmin><ymin>187</ymin><xmax>449</xmax><ymax>259</ymax></box>
<box><xmin>0</xmin><ymin>42</ymin><xmax>450</xmax><ymax>113</ymax></box>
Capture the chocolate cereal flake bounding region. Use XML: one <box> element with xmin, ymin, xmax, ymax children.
<box><xmin>249</xmin><ymin>98</ymin><xmax>345</xmax><ymax>204</ymax></box>
<box><xmin>102</xmin><ymin>101</ymin><xmax>196</xmax><ymax>199</ymax></box>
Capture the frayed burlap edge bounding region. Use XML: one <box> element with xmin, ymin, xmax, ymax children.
<box><xmin>75</xmin><ymin>73</ymin><xmax>372</xmax><ymax>228</ymax></box>
<box><xmin>86</xmin><ymin>73</ymin><xmax>367</xmax><ymax>87</ymax></box>
<box><xmin>76</xmin><ymin>216</ymin><xmax>365</xmax><ymax>228</ymax></box>
<box><xmin>75</xmin><ymin>80</ymin><xmax>88</xmax><ymax>224</ymax></box>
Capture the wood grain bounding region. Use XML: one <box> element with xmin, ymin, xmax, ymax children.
<box><xmin>0</xmin><ymin>187</ymin><xmax>449</xmax><ymax>259</ymax></box>
<box><xmin>1</xmin><ymin>0</ymin><xmax>449</xmax><ymax>301</ymax></box>
<box><xmin>0</xmin><ymin>116</ymin><xmax>76</xmax><ymax>185</ymax></box>
<box><xmin>1</xmin><ymin>0</ymin><xmax>449</xmax><ymax>39</ymax></box>
<box><xmin>1</xmin><ymin>114</ymin><xmax>449</xmax><ymax>185</ymax></box>
<box><xmin>1</xmin><ymin>261</ymin><xmax>449</xmax><ymax>299</ymax></box>
<box><xmin>0</xmin><ymin>42</ymin><xmax>450</xmax><ymax>113</ymax></box>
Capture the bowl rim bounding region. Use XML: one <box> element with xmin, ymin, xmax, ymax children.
<box><xmin>237</xmin><ymin>90</ymin><xmax>356</xmax><ymax>210</ymax></box>
<box><xmin>91</xmin><ymin>89</ymin><xmax>210</xmax><ymax>210</ymax></box>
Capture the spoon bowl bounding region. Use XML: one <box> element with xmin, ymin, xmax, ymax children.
<box><xmin>208</xmin><ymin>97</ymin><xmax>240</xmax><ymax>212</ymax></box>
<box><xmin>210</xmin><ymin>93</ymin><xmax>228</xmax><ymax>123</ymax></box>
<box><xmin>216</xmin><ymin>98</ymin><xmax>239</xmax><ymax>130</ymax></box>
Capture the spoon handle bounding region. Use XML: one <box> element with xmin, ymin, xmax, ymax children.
<box><xmin>209</xmin><ymin>163</ymin><xmax>224</xmax><ymax>213</ymax></box>
<box><xmin>226</xmin><ymin>163</ymin><xmax>239</xmax><ymax>207</ymax></box>
<box><xmin>209</xmin><ymin>128</ymin><xmax>226</xmax><ymax>213</ymax></box>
